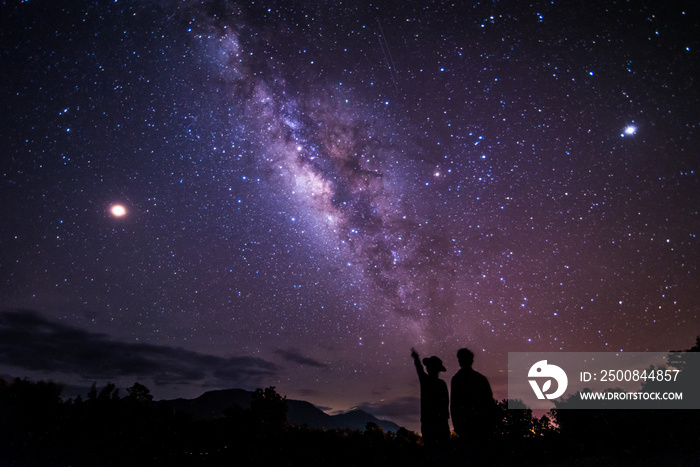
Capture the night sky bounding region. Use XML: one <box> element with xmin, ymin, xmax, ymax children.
<box><xmin>1</xmin><ymin>0</ymin><xmax>698</xmax><ymax>430</ymax></box>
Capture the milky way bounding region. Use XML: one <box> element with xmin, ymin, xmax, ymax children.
<box><xmin>1</xmin><ymin>0</ymin><xmax>698</xmax><ymax>429</ymax></box>
<box><xmin>174</xmin><ymin>2</ymin><xmax>475</xmax><ymax>349</ymax></box>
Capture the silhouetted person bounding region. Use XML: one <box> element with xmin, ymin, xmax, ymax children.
<box><xmin>411</xmin><ymin>348</ymin><xmax>450</xmax><ymax>461</ymax></box>
<box><xmin>451</xmin><ymin>348</ymin><xmax>496</xmax><ymax>460</ymax></box>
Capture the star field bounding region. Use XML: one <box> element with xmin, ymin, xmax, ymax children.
<box><xmin>1</xmin><ymin>0</ymin><xmax>698</xmax><ymax>429</ymax></box>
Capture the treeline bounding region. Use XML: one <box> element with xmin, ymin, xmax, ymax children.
<box><xmin>1</xmin><ymin>378</ymin><xmax>699</xmax><ymax>465</ymax></box>
<box><xmin>0</xmin><ymin>381</ymin><xmax>424</xmax><ymax>466</ymax></box>
<box><xmin>0</xmin><ymin>379</ymin><xmax>549</xmax><ymax>466</ymax></box>
<box><xmin>0</xmin><ymin>379</ymin><xmax>192</xmax><ymax>465</ymax></box>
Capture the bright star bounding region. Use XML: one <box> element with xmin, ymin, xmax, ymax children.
<box><xmin>623</xmin><ymin>125</ymin><xmax>637</xmax><ymax>136</ymax></box>
<box><xmin>110</xmin><ymin>205</ymin><xmax>127</xmax><ymax>217</ymax></box>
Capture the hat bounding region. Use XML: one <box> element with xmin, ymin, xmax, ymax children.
<box><xmin>423</xmin><ymin>356</ymin><xmax>446</xmax><ymax>372</ymax></box>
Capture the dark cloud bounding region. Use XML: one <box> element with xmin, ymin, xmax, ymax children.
<box><xmin>274</xmin><ymin>348</ymin><xmax>327</xmax><ymax>368</ymax></box>
<box><xmin>0</xmin><ymin>310</ymin><xmax>278</xmax><ymax>386</ymax></box>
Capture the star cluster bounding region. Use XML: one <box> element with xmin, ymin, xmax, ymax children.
<box><xmin>1</xmin><ymin>0</ymin><xmax>698</xmax><ymax>429</ymax></box>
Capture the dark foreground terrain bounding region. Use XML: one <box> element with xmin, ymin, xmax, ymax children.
<box><xmin>2</xmin><ymin>380</ymin><xmax>700</xmax><ymax>466</ymax></box>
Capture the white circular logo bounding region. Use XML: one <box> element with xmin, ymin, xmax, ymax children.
<box><xmin>528</xmin><ymin>360</ymin><xmax>568</xmax><ymax>400</ymax></box>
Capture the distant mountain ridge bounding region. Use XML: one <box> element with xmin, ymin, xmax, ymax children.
<box><xmin>160</xmin><ymin>388</ymin><xmax>401</xmax><ymax>433</ymax></box>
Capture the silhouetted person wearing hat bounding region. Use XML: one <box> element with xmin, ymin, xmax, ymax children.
<box><xmin>411</xmin><ymin>348</ymin><xmax>450</xmax><ymax>461</ymax></box>
<box><xmin>451</xmin><ymin>348</ymin><xmax>496</xmax><ymax>461</ymax></box>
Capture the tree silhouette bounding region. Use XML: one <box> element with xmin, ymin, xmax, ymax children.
<box><xmin>0</xmin><ymin>377</ymin><xmax>65</xmax><ymax>460</ymax></box>
<box><xmin>126</xmin><ymin>382</ymin><xmax>153</xmax><ymax>404</ymax></box>
<box><xmin>251</xmin><ymin>386</ymin><xmax>288</xmax><ymax>429</ymax></box>
<box><xmin>87</xmin><ymin>382</ymin><xmax>98</xmax><ymax>401</ymax></box>
<box><xmin>97</xmin><ymin>382</ymin><xmax>119</xmax><ymax>401</ymax></box>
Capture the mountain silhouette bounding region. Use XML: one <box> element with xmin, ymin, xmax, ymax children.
<box><xmin>160</xmin><ymin>388</ymin><xmax>400</xmax><ymax>432</ymax></box>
